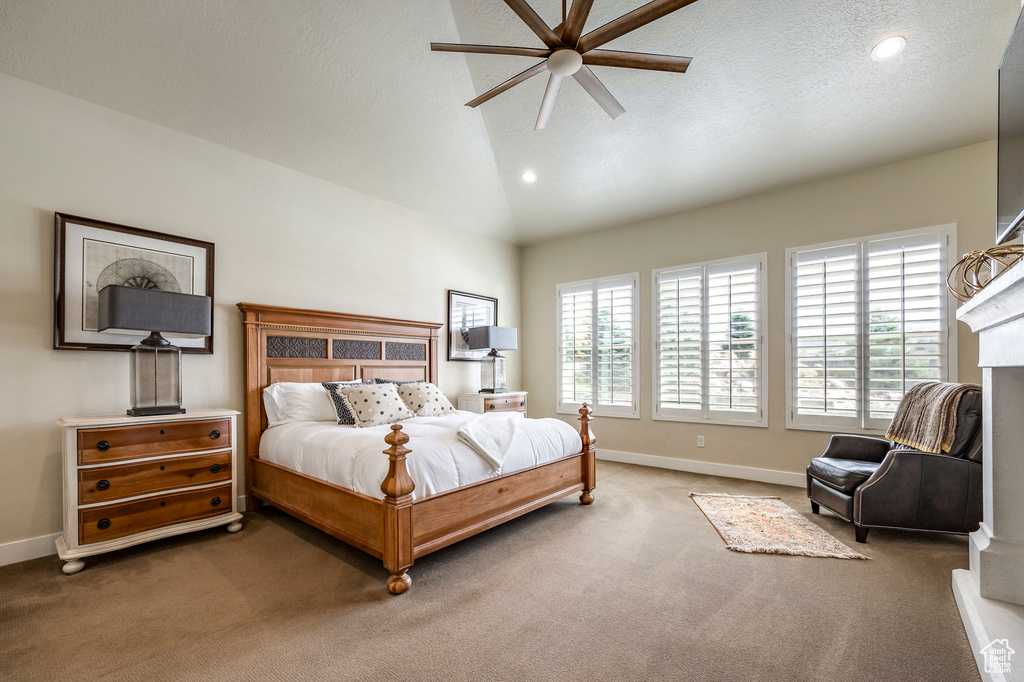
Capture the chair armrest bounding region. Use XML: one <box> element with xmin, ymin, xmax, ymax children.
<box><xmin>820</xmin><ymin>434</ymin><xmax>891</xmax><ymax>463</ymax></box>
<box><xmin>853</xmin><ymin>450</ymin><xmax>982</xmax><ymax>533</ymax></box>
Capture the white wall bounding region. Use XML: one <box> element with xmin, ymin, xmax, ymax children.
<box><xmin>522</xmin><ymin>141</ymin><xmax>996</xmax><ymax>478</ymax></box>
<box><xmin>0</xmin><ymin>74</ymin><xmax>520</xmax><ymax>547</ymax></box>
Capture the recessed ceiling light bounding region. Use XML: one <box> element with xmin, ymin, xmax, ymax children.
<box><xmin>521</xmin><ymin>170</ymin><xmax>538</xmax><ymax>184</ymax></box>
<box><xmin>871</xmin><ymin>35</ymin><xmax>906</xmax><ymax>61</ymax></box>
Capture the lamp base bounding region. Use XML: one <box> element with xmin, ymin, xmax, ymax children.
<box><xmin>127</xmin><ymin>406</ymin><xmax>187</xmax><ymax>417</ymax></box>
<box><xmin>478</xmin><ymin>388</ymin><xmax>508</xmax><ymax>394</ymax></box>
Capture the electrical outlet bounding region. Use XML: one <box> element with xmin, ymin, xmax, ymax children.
<box><xmin>697</xmin><ymin>436</ymin><xmax>705</xmax><ymax>448</ymax></box>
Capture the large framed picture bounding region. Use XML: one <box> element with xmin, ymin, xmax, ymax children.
<box><xmin>447</xmin><ymin>290</ymin><xmax>497</xmax><ymax>361</ymax></box>
<box><xmin>54</xmin><ymin>213</ymin><xmax>215</xmax><ymax>353</ymax></box>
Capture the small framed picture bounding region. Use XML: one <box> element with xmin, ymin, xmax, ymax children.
<box><xmin>54</xmin><ymin>213</ymin><xmax>215</xmax><ymax>353</ymax></box>
<box><xmin>448</xmin><ymin>290</ymin><xmax>497</xmax><ymax>361</ymax></box>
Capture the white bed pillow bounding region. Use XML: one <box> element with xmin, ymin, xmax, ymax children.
<box><xmin>338</xmin><ymin>383</ymin><xmax>412</xmax><ymax>428</ymax></box>
<box><xmin>397</xmin><ymin>383</ymin><xmax>456</xmax><ymax>417</ymax></box>
<box><xmin>263</xmin><ymin>381</ymin><xmax>359</xmax><ymax>427</ymax></box>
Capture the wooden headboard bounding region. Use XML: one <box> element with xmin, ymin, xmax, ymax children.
<box><xmin>237</xmin><ymin>302</ymin><xmax>441</xmax><ymax>460</ymax></box>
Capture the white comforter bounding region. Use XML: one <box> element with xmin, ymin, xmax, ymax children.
<box><xmin>259</xmin><ymin>411</ymin><xmax>582</xmax><ymax>500</ymax></box>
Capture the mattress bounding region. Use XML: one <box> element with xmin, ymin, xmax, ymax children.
<box><xmin>258</xmin><ymin>411</ymin><xmax>583</xmax><ymax>500</ymax></box>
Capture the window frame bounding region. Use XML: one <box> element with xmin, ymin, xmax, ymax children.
<box><xmin>784</xmin><ymin>225</ymin><xmax>958</xmax><ymax>434</ymax></box>
<box><xmin>651</xmin><ymin>253</ymin><xmax>768</xmax><ymax>428</ymax></box>
<box><xmin>556</xmin><ymin>272</ymin><xmax>640</xmax><ymax>419</ymax></box>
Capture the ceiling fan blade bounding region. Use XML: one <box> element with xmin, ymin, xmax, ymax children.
<box><xmin>465</xmin><ymin>61</ymin><xmax>548</xmax><ymax>108</ymax></box>
<box><xmin>560</xmin><ymin>0</ymin><xmax>595</xmax><ymax>48</ymax></box>
<box><xmin>502</xmin><ymin>0</ymin><xmax>562</xmax><ymax>48</ymax></box>
<box><xmin>431</xmin><ymin>43</ymin><xmax>552</xmax><ymax>58</ymax></box>
<box><xmin>582</xmin><ymin>49</ymin><xmax>691</xmax><ymax>73</ymax></box>
<box><xmin>577</xmin><ymin>0</ymin><xmax>700</xmax><ymax>54</ymax></box>
<box><xmin>535</xmin><ymin>74</ymin><xmax>564</xmax><ymax>130</ymax></box>
<box><xmin>571</xmin><ymin>66</ymin><xmax>625</xmax><ymax>120</ymax></box>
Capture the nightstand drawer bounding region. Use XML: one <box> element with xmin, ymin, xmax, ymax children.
<box><xmin>79</xmin><ymin>484</ymin><xmax>232</xmax><ymax>545</ymax></box>
<box><xmin>78</xmin><ymin>418</ymin><xmax>231</xmax><ymax>465</ymax></box>
<box><xmin>78</xmin><ymin>451</ymin><xmax>232</xmax><ymax>504</ymax></box>
<box><xmin>484</xmin><ymin>395</ymin><xmax>526</xmax><ymax>412</ymax></box>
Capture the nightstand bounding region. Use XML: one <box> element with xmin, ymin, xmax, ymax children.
<box><xmin>55</xmin><ymin>409</ymin><xmax>242</xmax><ymax>575</ymax></box>
<box><xmin>457</xmin><ymin>391</ymin><xmax>528</xmax><ymax>415</ymax></box>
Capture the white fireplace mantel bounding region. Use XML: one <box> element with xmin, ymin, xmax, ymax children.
<box><xmin>954</xmin><ymin>260</ymin><xmax>1024</xmax><ymax>682</ymax></box>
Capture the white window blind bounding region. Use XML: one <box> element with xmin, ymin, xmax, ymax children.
<box><xmin>557</xmin><ymin>274</ymin><xmax>639</xmax><ymax>418</ymax></box>
<box><xmin>654</xmin><ymin>254</ymin><xmax>765</xmax><ymax>426</ymax></box>
<box><xmin>786</xmin><ymin>227</ymin><xmax>953</xmax><ymax>432</ymax></box>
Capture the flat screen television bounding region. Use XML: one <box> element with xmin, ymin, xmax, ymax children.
<box><xmin>998</xmin><ymin>6</ymin><xmax>1024</xmax><ymax>244</ymax></box>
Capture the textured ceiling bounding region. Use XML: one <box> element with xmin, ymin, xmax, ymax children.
<box><xmin>0</xmin><ymin>1</ymin><xmax>1020</xmax><ymax>244</ymax></box>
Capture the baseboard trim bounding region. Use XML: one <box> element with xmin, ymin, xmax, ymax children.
<box><xmin>1</xmin><ymin>498</ymin><xmax>248</xmax><ymax>568</ymax></box>
<box><xmin>0</xmin><ymin>532</ymin><xmax>61</xmax><ymax>567</ymax></box>
<box><xmin>597</xmin><ymin>449</ymin><xmax>805</xmax><ymax>488</ymax></box>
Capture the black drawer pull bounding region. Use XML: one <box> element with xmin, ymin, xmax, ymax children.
<box><xmin>210</xmin><ymin>430</ymin><xmax>221</xmax><ymax>440</ymax></box>
<box><xmin>97</xmin><ymin>518</ymin><xmax>111</xmax><ymax>530</ymax></box>
<box><xmin>489</xmin><ymin>404</ymin><xmax>495</xmax><ymax>410</ymax></box>
<box><xmin>96</xmin><ymin>440</ymin><xmax>110</xmax><ymax>451</ymax></box>
<box><xmin>519</xmin><ymin>401</ymin><xmax>525</xmax><ymax>407</ymax></box>
<box><xmin>210</xmin><ymin>464</ymin><xmax>221</xmax><ymax>473</ymax></box>
<box><xmin>96</xmin><ymin>479</ymin><xmax>110</xmax><ymax>491</ymax></box>
<box><xmin>210</xmin><ymin>497</ymin><xmax>222</xmax><ymax>507</ymax></box>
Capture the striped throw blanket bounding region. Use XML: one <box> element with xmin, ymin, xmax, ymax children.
<box><xmin>885</xmin><ymin>382</ymin><xmax>981</xmax><ymax>454</ymax></box>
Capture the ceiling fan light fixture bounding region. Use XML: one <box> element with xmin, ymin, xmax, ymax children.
<box><xmin>546</xmin><ymin>49</ymin><xmax>583</xmax><ymax>77</ymax></box>
<box><xmin>871</xmin><ymin>35</ymin><xmax>906</xmax><ymax>61</ymax></box>
<box><xmin>521</xmin><ymin>170</ymin><xmax>538</xmax><ymax>184</ymax></box>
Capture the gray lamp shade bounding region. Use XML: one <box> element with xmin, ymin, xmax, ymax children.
<box><xmin>467</xmin><ymin>326</ymin><xmax>518</xmax><ymax>351</ymax></box>
<box><xmin>98</xmin><ymin>285</ymin><xmax>212</xmax><ymax>338</ymax></box>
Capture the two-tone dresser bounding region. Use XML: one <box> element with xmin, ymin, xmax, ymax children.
<box><xmin>457</xmin><ymin>391</ymin><xmax>528</xmax><ymax>415</ymax></box>
<box><xmin>56</xmin><ymin>409</ymin><xmax>242</xmax><ymax>575</ymax></box>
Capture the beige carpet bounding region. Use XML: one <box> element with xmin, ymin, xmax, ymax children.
<box><xmin>0</xmin><ymin>461</ymin><xmax>979</xmax><ymax>681</ymax></box>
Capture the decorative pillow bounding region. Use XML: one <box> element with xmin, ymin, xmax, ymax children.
<box><xmin>338</xmin><ymin>383</ymin><xmax>412</xmax><ymax>428</ymax></box>
<box><xmin>374</xmin><ymin>378</ymin><xmax>425</xmax><ymax>385</ymax></box>
<box><xmin>322</xmin><ymin>381</ymin><xmax>374</xmax><ymax>425</ymax></box>
<box><xmin>397</xmin><ymin>383</ymin><xmax>456</xmax><ymax>417</ymax></box>
<box><xmin>264</xmin><ymin>382</ymin><xmax>344</xmax><ymax>427</ymax></box>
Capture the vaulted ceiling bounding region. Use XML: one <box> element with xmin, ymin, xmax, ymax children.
<box><xmin>0</xmin><ymin>1</ymin><xmax>1019</xmax><ymax>244</ymax></box>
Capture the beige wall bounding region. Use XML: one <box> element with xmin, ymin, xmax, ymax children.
<box><xmin>0</xmin><ymin>74</ymin><xmax>520</xmax><ymax>547</ymax></box>
<box><xmin>522</xmin><ymin>141</ymin><xmax>996</xmax><ymax>475</ymax></box>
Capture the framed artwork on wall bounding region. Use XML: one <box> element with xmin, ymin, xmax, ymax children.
<box><xmin>447</xmin><ymin>290</ymin><xmax>497</xmax><ymax>361</ymax></box>
<box><xmin>53</xmin><ymin>213</ymin><xmax>215</xmax><ymax>353</ymax></box>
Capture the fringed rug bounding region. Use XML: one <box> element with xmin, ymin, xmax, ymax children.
<box><xmin>690</xmin><ymin>493</ymin><xmax>868</xmax><ymax>559</ymax></box>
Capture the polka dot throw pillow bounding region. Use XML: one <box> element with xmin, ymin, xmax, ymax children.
<box><xmin>397</xmin><ymin>382</ymin><xmax>456</xmax><ymax>417</ymax></box>
<box><xmin>337</xmin><ymin>383</ymin><xmax>412</xmax><ymax>428</ymax></box>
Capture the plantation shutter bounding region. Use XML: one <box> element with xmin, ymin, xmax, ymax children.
<box><xmin>557</xmin><ymin>274</ymin><xmax>638</xmax><ymax>417</ymax></box>
<box><xmin>788</xmin><ymin>227</ymin><xmax>951</xmax><ymax>431</ymax></box>
<box><xmin>656</xmin><ymin>266</ymin><xmax>703</xmax><ymax>412</ymax></box>
<box><xmin>654</xmin><ymin>255</ymin><xmax>764</xmax><ymax>425</ymax></box>
<box><xmin>865</xmin><ymin>233</ymin><xmax>946</xmax><ymax>427</ymax></box>
<box><xmin>706</xmin><ymin>260</ymin><xmax>761</xmax><ymax>418</ymax></box>
<box><xmin>792</xmin><ymin>244</ymin><xmax>860</xmax><ymax>427</ymax></box>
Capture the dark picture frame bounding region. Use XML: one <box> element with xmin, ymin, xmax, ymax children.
<box><xmin>447</xmin><ymin>290</ymin><xmax>497</xmax><ymax>362</ymax></box>
<box><xmin>54</xmin><ymin>213</ymin><xmax>215</xmax><ymax>354</ymax></box>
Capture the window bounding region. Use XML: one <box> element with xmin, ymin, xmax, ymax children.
<box><xmin>786</xmin><ymin>226</ymin><xmax>955</xmax><ymax>432</ymax></box>
<box><xmin>557</xmin><ymin>273</ymin><xmax>639</xmax><ymax>418</ymax></box>
<box><xmin>653</xmin><ymin>254</ymin><xmax>766</xmax><ymax>426</ymax></box>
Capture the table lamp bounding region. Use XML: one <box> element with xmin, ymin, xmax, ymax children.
<box><xmin>97</xmin><ymin>284</ymin><xmax>212</xmax><ymax>416</ymax></box>
<box><xmin>467</xmin><ymin>326</ymin><xmax>517</xmax><ymax>394</ymax></box>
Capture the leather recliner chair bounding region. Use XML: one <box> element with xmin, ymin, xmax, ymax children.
<box><xmin>806</xmin><ymin>388</ymin><xmax>983</xmax><ymax>543</ymax></box>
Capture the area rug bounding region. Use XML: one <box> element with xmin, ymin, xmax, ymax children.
<box><xmin>690</xmin><ymin>493</ymin><xmax>868</xmax><ymax>559</ymax></box>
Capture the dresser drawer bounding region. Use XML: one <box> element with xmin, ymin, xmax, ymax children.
<box><xmin>78</xmin><ymin>418</ymin><xmax>231</xmax><ymax>465</ymax></box>
<box><xmin>78</xmin><ymin>451</ymin><xmax>232</xmax><ymax>504</ymax></box>
<box><xmin>79</xmin><ymin>484</ymin><xmax>232</xmax><ymax>545</ymax></box>
<box><xmin>484</xmin><ymin>395</ymin><xmax>526</xmax><ymax>413</ymax></box>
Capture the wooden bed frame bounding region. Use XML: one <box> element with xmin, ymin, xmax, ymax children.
<box><xmin>238</xmin><ymin>303</ymin><xmax>596</xmax><ymax>594</ymax></box>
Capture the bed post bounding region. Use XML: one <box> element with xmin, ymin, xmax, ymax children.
<box><xmin>579</xmin><ymin>403</ymin><xmax>596</xmax><ymax>504</ymax></box>
<box><xmin>381</xmin><ymin>424</ymin><xmax>415</xmax><ymax>594</ymax></box>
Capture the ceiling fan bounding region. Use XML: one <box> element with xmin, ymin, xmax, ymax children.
<box><xmin>431</xmin><ymin>0</ymin><xmax>698</xmax><ymax>130</ymax></box>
